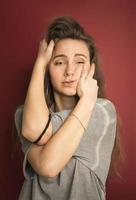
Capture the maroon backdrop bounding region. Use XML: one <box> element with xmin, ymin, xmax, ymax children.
<box><xmin>0</xmin><ymin>0</ymin><xmax>135</xmax><ymax>199</ymax></box>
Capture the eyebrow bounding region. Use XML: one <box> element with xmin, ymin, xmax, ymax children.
<box><xmin>75</xmin><ymin>54</ymin><xmax>87</xmax><ymax>59</ymax></box>
<box><xmin>53</xmin><ymin>53</ymin><xmax>87</xmax><ymax>60</ymax></box>
<box><xmin>53</xmin><ymin>54</ymin><xmax>66</xmax><ymax>60</ymax></box>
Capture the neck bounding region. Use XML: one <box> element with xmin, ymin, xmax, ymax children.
<box><xmin>53</xmin><ymin>92</ymin><xmax>78</xmax><ymax>112</ymax></box>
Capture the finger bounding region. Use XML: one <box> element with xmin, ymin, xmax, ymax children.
<box><xmin>45</xmin><ymin>40</ymin><xmax>55</xmax><ymax>64</ymax></box>
<box><xmin>39</xmin><ymin>39</ymin><xmax>47</xmax><ymax>50</ymax></box>
<box><xmin>88</xmin><ymin>63</ymin><xmax>95</xmax><ymax>78</ymax></box>
<box><xmin>80</xmin><ymin>66</ymin><xmax>88</xmax><ymax>79</ymax></box>
<box><xmin>46</xmin><ymin>40</ymin><xmax>55</xmax><ymax>54</ymax></box>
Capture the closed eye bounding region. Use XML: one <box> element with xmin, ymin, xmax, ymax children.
<box><xmin>77</xmin><ymin>61</ymin><xmax>85</xmax><ymax>64</ymax></box>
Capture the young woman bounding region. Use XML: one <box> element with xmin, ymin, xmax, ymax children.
<box><xmin>15</xmin><ymin>16</ymin><xmax>118</xmax><ymax>200</ymax></box>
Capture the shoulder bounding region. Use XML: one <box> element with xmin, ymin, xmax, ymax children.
<box><xmin>14</xmin><ymin>105</ymin><xmax>24</xmax><ymax>120</ymax></box>
<box><xmin>96</xmin><ymin>98</ymin><xmax>116</xmax><ymax>114</ymax></box>
<box><xmin>15</xmin><ymin>105</ymin><xmax>24</xmax><ymax>116</ymax></box>
<box><xmin>14</xmin><ymin>105</ymin><xmax>24</xmax><ymax>133</ymax></box>
<box><xmin>94</xmin><ymin>98</ymin><xmax>117</xmax><ymax>123</ymax></box>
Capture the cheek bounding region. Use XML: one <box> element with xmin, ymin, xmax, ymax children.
<box><xmin>75</xmin><ymin>66</ymin><xmax>83</xmax><ymax>79</ymax></box>
<box><xmin>49</xmin><ymin>67</ymin><xmax>62</xmax><ymax>83</ymax></box>
<box><xmin>76</xmin><ymin>65</ymin><xmax>90</xmax><ymax>80</ymax></box>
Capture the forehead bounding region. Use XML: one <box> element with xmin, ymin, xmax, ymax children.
<box><xmin>53</xmin><ymin>39</ymin><xmax>89</xmax><ymax>57</ymax></box>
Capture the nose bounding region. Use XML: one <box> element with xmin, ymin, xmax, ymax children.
<box><xmin>64</xmin><ymin>63</ymin><xmax>75</xmax><ymax>77</ymax></box>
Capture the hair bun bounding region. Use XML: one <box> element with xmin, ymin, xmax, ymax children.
<box><xmin>46</xmin><ymin>16</ymin><xmax>84</xmax><ymax>43</ymax></box>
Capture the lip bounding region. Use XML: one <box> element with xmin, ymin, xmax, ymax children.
<box><xmin>62</xmin><ymin>80</ymin><xmax>76</xmax><ymax>83</ymax></box>
<box><xmin>62</xmin><ymin>80</ymin><xmax>76</xmax><ymax>87</ymax></box>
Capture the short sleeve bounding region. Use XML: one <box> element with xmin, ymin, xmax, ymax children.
<box><xmin>73</xmin><ymin>98</ymin><xmax>117</xmax><ymax>186</ymax></box>
<box><xmin>91</xmin><ymin>99</ymin><xmax>117</xmax><ymax>182</ymax></box>
<box><xmin>14</xmin><ymin>105</ymin><xmax>35</xmax><ymax>180</ymax></box>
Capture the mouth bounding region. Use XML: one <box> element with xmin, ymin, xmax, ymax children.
<box><xmin>62</xmin><ymin>80</ymin><xmax>77</xmax><ymax>87</ymax></box>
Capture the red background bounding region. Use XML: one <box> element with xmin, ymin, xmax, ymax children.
<box><xmin>0</xmin><ymin>0</ymin><xmax>136</xmax><ymax>199</ymax></box>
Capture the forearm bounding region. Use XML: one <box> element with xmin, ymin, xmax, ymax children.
<box><xmin>38</xmin><ymin>98</ymin><xmax>94</xmax><ymax>177</ymax></box>
<box><xmin>22</xmin><ymin>59</ymin><xmax>50</xmax><ymax>141</ymax></box>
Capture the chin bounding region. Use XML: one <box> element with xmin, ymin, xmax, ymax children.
<box><xmin>62</xmin><ymin>90</ymin><xmax>77</xmax><ymax>96</ymax></box>
<box><xmin>55</xmin><ymin>87</ymin><xmax>77</xmax><ymax>97</ymax></box>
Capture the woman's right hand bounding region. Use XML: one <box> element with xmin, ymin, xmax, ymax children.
<box><xmin>77</xmin><ymin>63</ymin><xmax>98</xmax><ymax>106</ymax></box>
<box><xmin>35</xmin><ymin>39</ymin><xmax>55</xmax><ymax>73</ymax></box>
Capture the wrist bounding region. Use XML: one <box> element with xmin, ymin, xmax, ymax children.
<box><xmin>79</xmin><ymin>96</ymin><xmax>96</xmax><ymax>110</ymax></box>
<box><xmin>33</xmin><ymin>58</ymin><xmax>47</xmax><ymax>74</ymax></box>
<box><xmin>72</xmin><ymin>98</ymin><xmax>94</xmax><ymax>128</ymax></box>
<box><xmin>35</xmin><ymin>57</ymin><xmax>45</xmax><ymax>66</ymax></box>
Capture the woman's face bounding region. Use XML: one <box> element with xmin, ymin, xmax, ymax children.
<box><xmin>49</xmin><ymin>39</ymin><xmax>90</xmax><ymax>97</ymax></box>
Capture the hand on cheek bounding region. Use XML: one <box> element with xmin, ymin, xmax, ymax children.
<box><xmin>77</xmin><ymin>63</ymin><xmax>98</xmax><ymax>106</ymax></box>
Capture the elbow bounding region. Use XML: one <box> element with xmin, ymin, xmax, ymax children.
<box><xmin>22</xmin><ymin>125</ymin><xmax>52</xmax><ymax>145</ymax></box>
<box><xmin>21</xmin><ymin>125</ymin><xmax>28</xmax><ymax>138</ymax></box>
<box><xmin>21</xmin><ymin>121</ymin><xmax>40</xmax><ymax>141</ymax></box>
<box><xmin>44</xmin><ymin>170</ymin><xmax>58</xmax><ymax>178</ymax></box>
<box><xmin>40</xmin><ymin>161</ymin><xmax>59</xmax><ymax>178</ymax></box>
<box><xmin>21</xmin><ymin>125</ymin><xmax>35</xmax><ymax>142</ymax></box>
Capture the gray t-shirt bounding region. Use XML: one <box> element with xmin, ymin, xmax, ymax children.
<box><xmin>14</xmin><ymin>98</ymin><xmax>116</xmax><ymax>200</ymax></box>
